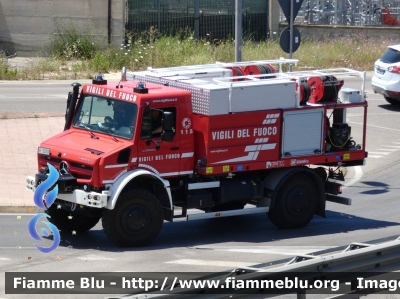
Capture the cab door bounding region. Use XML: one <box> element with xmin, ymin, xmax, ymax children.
<box><xmin>137</xmin><ymin>106</ymin><xmax>181</xmax><ymax>177</ymax></box>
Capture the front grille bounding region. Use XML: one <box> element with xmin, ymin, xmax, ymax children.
<box><xmin>70</xmin><ymin>162</ymin><xmax>93</xmax><ymax>170</ymax></box>
<box><xmin>39</xmin><ymin>156</ymin><xmax>93</xmax><ymax>181</ymax></box>
<box><xmin>41</xmin><ymin>155</ymin><xmax>62</xmax><ymax>163</ymax></box>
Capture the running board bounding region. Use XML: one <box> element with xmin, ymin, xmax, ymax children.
<box><xmin>186</xmin><ymin>206</ymin><xmax>269</xmax><ymax>221</ymax></box>
<box><xmin>326</xmin><ymin>194</ymin><xmax>352</xmax><ymax>205</ymax></box>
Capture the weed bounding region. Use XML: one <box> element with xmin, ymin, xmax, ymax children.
<box><xmin>0</xmin><ymin>51</ymin><xmax>18</xmax><ymax>80</ymax></box>
<box><xmin>47</xmin><ymin>22</ymin><xmax>99</xmax><ymax>60</ymax></box>
<box><xmin>6</xmin><ymin>30</ymin><xmax>398</xmax><ymax>80</ymax></box>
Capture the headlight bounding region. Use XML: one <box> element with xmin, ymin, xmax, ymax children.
<box><xmin>38</xmin><ymin>147</ymin><xmax>50</xmax><ymax>155</ymax></box>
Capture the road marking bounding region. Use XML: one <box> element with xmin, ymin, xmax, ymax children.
<box><xmin>191</xmin><ymin>246</ymin><xmax>335</xmax><ymax>256</ymax></box>
<box><xmin>0</xmin><ymin>247</ymin><xmax>36</xmax><ymax>249</ymax></box>
<box><xmin>0</xmin><ymin>257</ymin><xmax>11</xmax><ymax>260</ymax></box>
<box><xmin>368</xmin><ymin>151</ymin><xmax>391</xmax><ymax>155</ymax></box>
<box><xmin>375</xmin><ymin>148</ymin><xmax>399</xmax><ymax>152</ymax></box>
<box><xmin>382</xmin><ymin>145</ymin><xmax>400</xmax><ymax>149</ymax></box>
<box><xmin>166</xmin><ymin>259</ymin><xmax>253</xmax><ymax>268</ymax></box>
<box><xmin>224</xmin><ymin>247</ymin><xmax>333</xmax><ymax>256</ymax></box>
<box><xmin>367</xmin><ymin>154</ymin><xmax>384</xmax><ymax>159</ymax></box>
<box><xmin>0</xmin><ymin>94</ymin><xmax>67</xmax><ymax>98</ymax></box>
<box><xmin>0</xmin><ymin>213</ymin><xmax>37</xmax><ymax>216</ymax></box>
<box><xmin>77</xmin><ymin>255</ymin><xmax>115</xmax><ymax>261</ymax></box>
<box><xmin>0</xmin><ymin>81</ymin><xmax>92</xmax><ymax>85</ymax></box>
<box><xmin>344</xmin><ymin>166</ymin><xmax>363</xmax><ymax>188</ymax></box>
<box><xmin>348</xmin><ymin>122</ymin><xmax>400</xmax><ymax>132</ymax></box>
<box><xmin>347</xmin><ymin>112</ymin><xmax>395</xmax><ymax>116</ymax></box>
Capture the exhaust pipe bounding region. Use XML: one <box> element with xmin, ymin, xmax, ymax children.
<box><xmin>64</xmin><ymin>82</ymin><xmax>81</xmax><ymax>131</ymax></box>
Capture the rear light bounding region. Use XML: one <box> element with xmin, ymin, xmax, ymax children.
<box><xmin>388</xmin><ymin>66</ymin><xmax>400</xmax><ymax>74</ymax></box>
<box><xmin>337</xmin><ymin>185</ymin><xmax>342</xmax><ymax>194</ymax></box>
<box><xmin>389</xmin><ymin>91</ymin><xmax>399</xmax><ymax>95</ymax></box>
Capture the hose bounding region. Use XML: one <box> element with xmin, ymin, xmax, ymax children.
<box><xmin>300</xmin><ymin>79</ymin><xmax>311</xmax><ymax>105</ymax></box>
<box><xmin>320</xmin><ymin>76</ymin><xmax>339</xmax><ymax>102</ymax></box>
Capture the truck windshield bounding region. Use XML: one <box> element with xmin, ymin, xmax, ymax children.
<box><xmin>72</xmin><ymin>95</ymin><xmax>138</xmax><ymax>139</ymax></box>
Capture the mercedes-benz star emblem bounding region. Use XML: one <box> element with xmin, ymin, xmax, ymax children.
<box><xmin>59</xmin><ymin>161</ymin><xmax>69</xmax><ymax>175</ymax></box>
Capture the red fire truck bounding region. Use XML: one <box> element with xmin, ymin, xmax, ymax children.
<box><xmin>26</xmin><ymin>59</ymin><xmax>368</xmax><ymax>247</ymax></box>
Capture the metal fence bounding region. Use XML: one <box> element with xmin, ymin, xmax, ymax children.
<box><xmin>126</xmin><ymin>0</ymin><xmax>400</xmax><ymax>43</ymax></box>
<box><xmin>126</xmin><ymin>0</ymin><xmax>269</xmax><ymax>40</ymax></box>
<box><xmin>283</xmin><ymin>0</ymin><xmax>400</xmax><ymax>26</ymax></box>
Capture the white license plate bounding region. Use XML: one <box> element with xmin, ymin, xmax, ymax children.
<box><xmin>376</xmin><ymin>68</ymin><xmax>385</xmax><ymax>75</ymax></box>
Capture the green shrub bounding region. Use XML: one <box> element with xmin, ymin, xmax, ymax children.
<box><xmin>0</xmin><ymin>52</ymin><xmax>18</xmax><ymax>80</ymax></box>
<box><xmin>47</xmin><ymin>22</ymin><xmax>98</xmax><ymax>60</ymax></box>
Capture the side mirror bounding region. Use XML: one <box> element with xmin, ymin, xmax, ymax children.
<box><xmin>163</xmin><ymin>111</ymin><xmax>174</xmax><ymax>131</ymax></box>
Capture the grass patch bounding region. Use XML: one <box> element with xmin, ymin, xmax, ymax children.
<box><xmin>4</xmin><ymin>29</ymin><xmax>398</xmax><ymax>80</ymax></box>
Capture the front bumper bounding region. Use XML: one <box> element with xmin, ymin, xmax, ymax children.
<box><xmin>26</xmin><ymin>175</ymin><xmax>110</xmax><ymax>208</ymax></box>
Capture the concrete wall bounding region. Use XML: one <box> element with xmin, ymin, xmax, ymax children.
<box><xmin>279</xmin><ymin>23</ymin><xmax>400</xmax><ymax>41</ymax></box>
<box><xmin>0</xmin><ymin>0</ymin><xmax>125</xmax><ymax>56</ymax></box>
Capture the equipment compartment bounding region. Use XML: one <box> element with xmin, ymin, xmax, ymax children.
<box><xmin>282</xmin><ymin>108</ymin><xmax>324</xmax><ymax>157</ymax></box>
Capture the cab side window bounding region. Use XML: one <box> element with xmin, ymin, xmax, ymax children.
<box><xmin>141</xmin><ymin>107</ymin><xmax>176</xmax><ymax>139</ymax></box>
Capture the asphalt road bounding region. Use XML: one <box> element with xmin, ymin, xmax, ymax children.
<box><xmin>1</xmin><ymin>71</ymin><xmax>400</xmax><ymax>299</ymax></box>
<box><xmin>0</xmin><ymin>80</ymin><xmax>91</xmax><ymax>115</ymax></box>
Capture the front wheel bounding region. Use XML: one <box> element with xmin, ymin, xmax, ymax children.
<box><xmin>267</xmin><ymin>173</ymin><xmax>318</xmax><ymax>229</ymax></box>
<box><xmin>102</xmin><ymin>189</ymin><xmax>163</xmax><ymax>247</ymax></box>
<box><xmin>46</xmin><ymin>204</ymin><xmax>101</xmax><ymax>233</ymax></box>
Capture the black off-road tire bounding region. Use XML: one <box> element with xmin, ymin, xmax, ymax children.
<box><xmin>384</xmin><ymin>96</ymin><xmax>400</xmax><ymax>105</ymax></box>
<box><xmin>46</xmin><ymin>204</ymin><xmax>101</xmax><ymax>233</ymax></box>
<box><xmin>267</xmin><ymin>173</ymin><xmax>318</xmax><ymax>229</ymax></box>
<box><xmin>102</xmin><ymin>189</ymin><xmax>163</xmax><ymax>247</ymax></box>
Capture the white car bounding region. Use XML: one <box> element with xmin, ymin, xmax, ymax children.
<box><xmin>372</xmin><ymin>44</ymin><xmax>400</xmax><ymax>105</ymax></box>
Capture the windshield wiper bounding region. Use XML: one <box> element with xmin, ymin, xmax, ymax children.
<box><xmin>79</xmin><ymin>123</ymin><xmax>99</xmax><ymax>139</ymax></box>
<box><xmin>97</xmin><ymin>122</ymin><xmax>119</xmax><ymax>142</ymax></box>
<box><xmin>89</xmin><ymin>129</ymin><xmax>99</xmax><ymax>139</ymax></box>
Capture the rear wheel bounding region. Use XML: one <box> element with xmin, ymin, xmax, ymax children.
<box><xmin>102</xmin><ymin>189</ymin><xmax>163</xmax><ymax>247</ymax></box>
<box><xmin>384</xmin><ymin>96</ymin><xmax>400</xmax><ymax>105</ymax></box>
<box><xmin>46</xmin><ymin>204</ymin><xmax>101</xmax><ymax>233</ymax></box>
<box><xmin>267</xmin><ymin>173</ymin><xmax>318</xmax><ymax>229</ymax></box>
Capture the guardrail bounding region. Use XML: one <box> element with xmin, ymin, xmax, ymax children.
<box><xmin>107</xmin><ymin>236</ymin><xmax>400</xmax><ymax>298</ymax></box>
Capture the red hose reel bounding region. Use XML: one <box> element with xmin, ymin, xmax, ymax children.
<box><xmin>226</xmin><ymin>64</ymin><xmax>276</xmax><ymax>81</ymax></box>
<box><xmin>244</xmin><ymin>64</ymin><xmax>276</xmax><ymax>79</ymax></box>
<box><xmin>306</xmin><ymin>76</ymin><xmax>344</xmax><ymax>104</ymax></box>
<box><xmin>226</xmin><ymin>66</ymin><xmax>246</xmax><ymax>81</ymax></box>
<box><xmin>295</xmin><ymin>76</ymin><xmax>344</xmax><ymax>105</ymax></box>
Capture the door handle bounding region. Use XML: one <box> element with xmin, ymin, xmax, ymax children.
<box><xmin>170</xmin><ymin>147</ymin><xmax>179</xmax><ymax>151</ymax></box>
